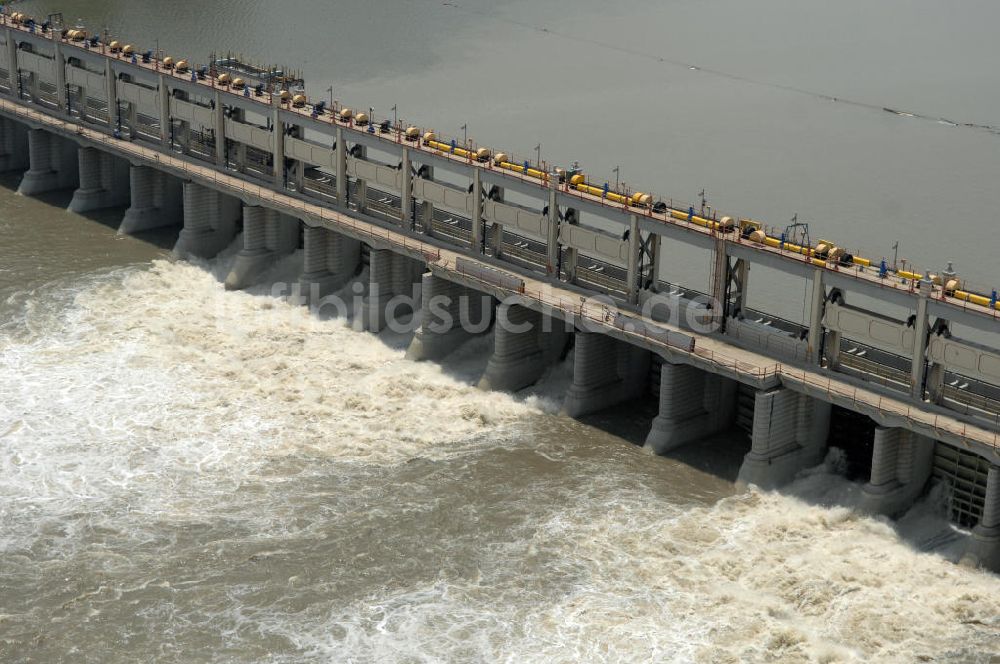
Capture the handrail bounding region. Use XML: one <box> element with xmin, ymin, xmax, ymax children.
<box><xmin>0</xmin><ymin>87</ymin><xmax>997</xmax><ymax>454</ymax></box>
<box><xmin>3</xmin><ymin>14</ymin><xmax>999</xmax><ymax>321</ymax></box>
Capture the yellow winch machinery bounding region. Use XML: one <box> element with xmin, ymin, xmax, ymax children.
<box><xmin>10</xmin><ymin>7</ymin><xmax>998</xmax><ymax>314</ymax></box>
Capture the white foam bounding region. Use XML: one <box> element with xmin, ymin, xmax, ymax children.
<box><xmin>2</xmin><ymin>256</ymin><xmax>998</xmax><ymax>662</ymax></box>
<box><xmin>262</xmin><ymin>477</ymin><xmax>1000</xmax><ymax>663</ymax></box>
<box><xmin>0</xmin><ymin>259</ymin><xmax>542</xmax><ymax>551</ymax></box>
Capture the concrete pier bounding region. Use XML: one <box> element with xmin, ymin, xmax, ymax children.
<box><xmin>0</xmin><ymin>116</ymin><xmax>28</xmax><ymax>172</ymax></box>
<box><xmin>737</xmin><ymin>388</ymin><xmax>831</xmax><ymax>489</ymax></box>
<box><xmin>118</xmin><ymin>165</ymin><xmax>183</xmax><ymax>234</ymax></box>
<box><xmin>645</xmin><ymin>361</ymin><xmax>736</xmax><ymax>454</ymax></box>
<box><xmin>406</xmin><ymin>273</ymin><xmax>491</xmax><ymax>361</ymax></box>
<box><xmin>2</xmin><ymin>20</ymin><xmax>1000</xmax><ymax>553</ymax></box>
<box><xmin>297</xmin><ymin>224</ymin><xmax>360</xmax><ymax>302</ymax></box>
<box><xmin>225</xmin><ymin>207</ymin><xmax>299</xmax><ymax>290</ymax></box>
<box><xmin>478</xmin><ymin>303</ymin><xmax>569</xmax><ymax>392</ymax></box>
<box><xmin>68</xmin><ymin>147</ymin><xmax>129</xmax><ymax>213</ymax></box>
<box><xmin>360</xmin><ymin>248</ymin><xmax>423</xmax><ymax>332</ymax></box>
<box><xmin>563</xmin><ymin>331</ymin><xmax>649</xmax><ymax>417</ymax></box>
<box><xmin>18</xmin><ymin>128</ymin><xmax>78</xmax><ymax>195</ymax></box>
<box><xmin>962</xmin><ymin>465</ymin><xmax>1000</xmax><ymax>572</ymax></box>
<box><xmin>858</xmin><ymin>427</ymin><xmax>935</xmax><ymax>516</ymax></box>
<box><xmin>172</xmin><ymin>182</ymin><xmax>241</xmax><ymax>259</ymax></box>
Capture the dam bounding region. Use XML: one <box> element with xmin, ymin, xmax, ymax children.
<box><xmin>1</xmin><ymin>5</ymin><xmax>998</xmax><ymax>580</ymax></box>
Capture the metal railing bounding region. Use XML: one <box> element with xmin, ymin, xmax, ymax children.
<box><xmin>2</xmin><ymin>92</ymin><xmax>997</xmax><ymax>454</ymax></box>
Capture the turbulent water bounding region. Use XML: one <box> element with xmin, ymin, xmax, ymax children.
<box><xmin>2</xmin><ymin>243</ymin><xmax>999</xmax><ymax>662</ymax></box>
<box><xmin>3</xmin><ymin>0</ymin><xmax>1000</xmax><ymax>661</ymax></box>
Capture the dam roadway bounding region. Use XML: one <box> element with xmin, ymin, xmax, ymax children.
<box><xmin>1</xmin><ymin>11</ymin><xmax>999</xmax><ymax>571</ymax></box>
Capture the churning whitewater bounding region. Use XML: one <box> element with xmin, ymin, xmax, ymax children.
<box><xmin>1</xmin><ymin>253</ymin><xmax>998</xmax><ymax>663</ymax></box>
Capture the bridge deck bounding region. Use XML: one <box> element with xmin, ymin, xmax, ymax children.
<box><xmin>3</xmin><ymin>96</ymin><xmax>996</xmax><ymax>463</ymax></box>
<box><xmin>8</xmin><ymin>18</ymin><xmax>1000</xmax><ymax>326</ymax></box>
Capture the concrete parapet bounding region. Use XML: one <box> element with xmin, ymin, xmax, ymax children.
<box><xmin>118</xmin><ymin>166</ymin><xmax>183</xmax><ymax>235</ymax></box>
<box><xmin>296</xmin><ymin>223</ymin><xmax>360</xmax><ymax>302</ymax></box>
<box><xmin>478</xmin><ymin>303</ymin><xmax>569</xmax><ymax>392</ymax></box>
<box><xmin>18</xmin><ymin>128</ymin><xmax>78</xmax><ymax>195</ymax></box>
<box><xmin>361</xmin><ymin>248</ymin><xmax>423</xmax><ymax>332</ymax></box>
<box><xmin>225</xmin><ymin>207</ymin><xmax>299</xmax><ymax>290</ymax></box>
<box><xmin>858</xmin><ymin>427</ymin><xmax>935</xmax><ymax>517</ymax></box>
<box><xmin>0</xmin><ymin>117</ymin><xmax>28</xmax><ymax>172</ymax></box>
<box><xmin>68</xmin><ymin>147</ymin><xmax>129</xmax><ymax>213</ymax></box>
<box><xmin>172</xmin><ymin>182</ymin><xmax>241</xmax><ymax>259</ymax></box>
<box><xmin>645</xmin><ymin>361</ymin><xmax>736</xmax><ymax>454</ymax></box>
<box><xmin>737</xmin><ymin>388</ymin><xmax>831</xmax><ymax>489</ymax></box>
<box><xmin>406</xmin><ymin>272</ymin><xmax>492</xmax><ymax>361</ymax></box>
<box><xmin>961</xmin><ymin>465</ymin><xmax>1000</xmax><ymax>572</ymax></box>
<box><xmin>562</xmin><ymin>331</ymin><xmax>650</xmax><ymax>418</ymax></box>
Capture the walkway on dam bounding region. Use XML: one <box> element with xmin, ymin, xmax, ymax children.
<box><xmin>4</xmin><ymin>95</ymin><xmax>997</xmax><ymax>463</ymax></box>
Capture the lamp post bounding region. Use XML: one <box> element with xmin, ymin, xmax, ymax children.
<box><xmin>535</xmin><ymin>143</ymin><xmax>541</xmax><ymax>168</ymax></box>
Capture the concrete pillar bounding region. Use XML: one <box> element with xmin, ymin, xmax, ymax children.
<box><xmin>213</xmin><ymin>89</ymin><xmax>225</xmax><ymax>166</ymax></box>
<box><xmin>734</xmin><ymin>258</ymin><xmax>749</xmax><ymax>313</ymax></box>
<box><xmin>297</xmin><ymin>224</ymin><xmax>361</xmax><ymax>302</ymax></box>
<box><xmin>645</xmin><ymin>361</ymin><xmax>736</xmax><ymax>454</ymax></box>
<box><xmin>962</xmin><ymin>465</ymin><xmax>1000</xmax><ymax>572</ymax></box>
<box><xmin>354</xmin><ymin>178</ymin><xmax>368</xmax><ymax>212</ymax></box>
<box><xmin>406</xmin><ymin>273</ymin><xmax>491</xmax><ymax>361</ymax></box>
<box><xmin>545</xmin><ymin>174</ymin><xmax>559</xmax><ymax>276</ymax></box>
<box><xmin>488</xmin><ymin>186</ymin><xmax>505</xmax><ymax>258</ymax></box>
<box><xmin>118</xmin><ymin>165</ymin><xmax>183</xmax><ymax>234</ymax></box>
<box><xmin>859</xmin><ymin>427</ymin><xmax>935</xmax><ymax>516</ymax></box>
<box><xmin>172</xmin><ymin>182</ymin><xmax>241</xmax><ymax>259</ymax></box>
<box><xmin>225</xmin><ymin>208</ymin><xmax>298</xmax><ymax>290</ymax></box>
<box><xmin>272</xmin><ymin>95</ymin><xmax>284</xmax><ymax>187</ymax></box>
<box><xmin>736</xmin><ymin>388</ymin><xmax>831</xmax><ymax>489</ymax></box>
<box><xmin>471</xmin><ymin>167</ymin><xmax>483</xmax><ymax>251</ymax></box>
<box><xmin>53</xmin><ymin>39</ymin><xmax>66</xmax><ymax>112</ymax></box>
<box><xmin>335</xmin><ymin>126</ymin><xmax>346</xmax><ymax>206</ymax></box>
<box><xmin>478</xmin><ymin>303</ymin><xmax>569</xmax><ymax>392</ymax></box>
<box><xmin>158</xmin><ymin>73</ymin><xmax>169</xmax><ymax>147</ymax></box>
<box><xmin>401</xmin><ymin>147</ymin><xmax>413</xmax><ymax>229</ymax></box>
<box><xmin>105</xmin><ymin>58</ymin><xmax>117</xmax><ymax>130</ymax></box>
<box><xmin>0</xmin><ymin>117</ymin><xmax>29</xmax><ymax>172</ymax></box>
<box><xmin>418</xmin><ymin>165</ymin><xmax>435</xmax><ymax>235</ymax></box>
<box><xmin>126</xmin><ymin>101</ymin><xmax>138</xmax><ymax>138</ymax></box>
<box><xmin>491</xmin><ymin>220</ymin><xmax>503</xmax><ymax>258</ymax></box>
<box><xmin>361</xmin><ymin>248</ymin><xmax>422</xmax><ymax>332</ymax></box>
<box><xmin>711</xmin><ymin>237</ymin><xmax>728</xmax><ymax>325</ymax></box>
<box><xmin>18</xmin><ymin>129</ymin><xmax>77</xmax><ymax>195</ymax></box>
<box><xmin>648</xmin><ymin>233</ymin><xmax>662</xmax><ymax>290</ymax></box>
<box><xmin>68</xmin><ymin>147</ymin><xmax>129</xmax><ymax>213</ymax></box>
<box><xmin>806</xmin><ymin>269</ymin><xmax>825</xmax><ymax>364</ymax></box>
<box><xmin>911</xmin><ymin>287</ymin><xmax>931</xmax><ymax>399</ymax></box>
<box><xmin>5</xmin><ymin>28</ymin><xmax>17</xmax><ymax>94</ymax></box>
<box><xmin>626</xmin><ymin>214</ymin><xmax>640</xmax><ymax>303</ymax></box>
<box><xmin>562</xmin><ymin>332</ymin><xmax>649</xmax><ymax>417</ymax></box>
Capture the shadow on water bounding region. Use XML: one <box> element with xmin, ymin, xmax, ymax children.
<box><xmin>0</xmin><ymin>172</ymin><xmax>179</xmax><ymax>251</ymax></box>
